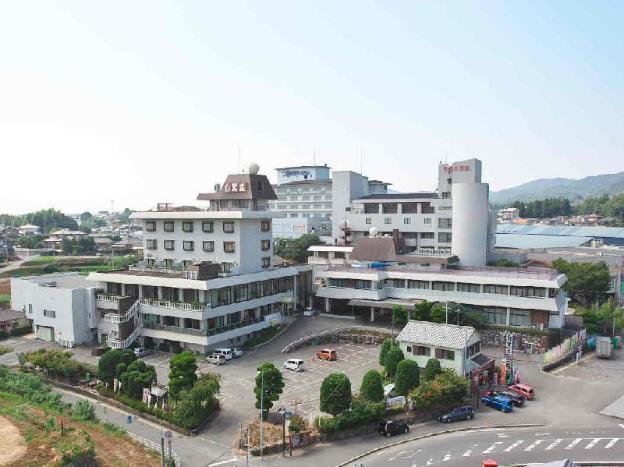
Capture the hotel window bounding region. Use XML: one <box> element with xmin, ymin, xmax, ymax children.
<box><xmin>408</xmin><ymin>280</ymin><xmax>430</xmax><ymax>289</ymax></box>
<box><xmin>435</xmin><ymin>348</ymin><xmax>455</xmax><ymax>360</ymax></box>
<box><xmin>510</xmin><ymin>286</ymin><xmax>546</xmax><ymax>298</ymax></box>
<box><xmin>203</xmin><ymin>241</ymin><xmax>214</xmax><ymax>252</ymax></box>
<box><xmin>484</xmin><ymin>307</ymin><xmax>507</xmax><ymax>325</ymax></box>
<box><xmin>432</xmin><ymin>281</ymin><xmax>454</xmax><ymax>291</ymax></box>
<box><xmin>202</xmin><ymin>221</ymin><xmax>214</xmax><ymax>233</ymax></box>
<box><xmin>223</xmin><ymin>222</ymin><xmax>235</xmax><ymax>233</ymax></box>
<box><xmin>182</xmin><ymin>221</ymin><xmax>194</xmax><ymax>233</ymax></box>
<box><xmin>183</xmin><ymin>241</ymin><xmax>194</xmax><ymax>251</ymax></box>
<box><xmin>438</xmin><ymin>232</ymin><xmax>452</xmax><ymax>243</ymax></box>
<box><xmin>384</xmin><ymin>217</ymin><xmax>392</xmax><ymax>224</ymax></box>
<box><xmin>262</xmin><ymin>257</ymin><xmax>271</xmax><ymax>268</ymax></box>
<box><xmin>510</xmin><ymin>309</ymin><xmax>531</xmax><ymax>327</ymax></box>
<box><xmin>386</xmin><ymin>279</ymin><xmax>406</xmax><ymax>288</ymax></box>
<box><xmin>365</xmin><ymin>218</ymin><xmax>372</xmax><ymax>225</ymax></box>
<box><xmin>412</xmin><ymin>345</ymin><xmax>431</xmax><ymax>356</ymax></box>
<box><xmin>164</xmin><ymin>240</ymin><xmax>175</xmax><ymax>251</ymax></box>
<box><xmin>146</xmin><ymin>239</ymin><xmax>157</xmax><ymax>250</ymax></box>
<box><xmin>438</xmin><ymin>218</ymin><xmax>452</xmax><ymax>229</ymax></box>
<box><xmin>145</xmin><ymin>221</ymin><xmax>156</xmax><ymax>232</ymax></box>
<box><xmin>43</xmin><ymin>309</ymin><xmax>56</xmax><ymax>318</ymax></box>
<box><xmin>382</xmin><ymin>203</ymin><xmax>398</xmax><ymax>214</ymax></box>
<box><xmin>420</xmin><ymin>232</ymin><xmax>434</xmax><ymax>239</ymax></box>
<box><xmin>164</xmin><ymin>221</ymin><xmax>174</xmax><ymax>232</ymax></box>
<box><xmin>221</xmin><ymin>262</ymin><xmax>233</xmax><ymax>274</ymax></box>
<box><xmin>364</xmin><ymin>203</ymin><xmax>379</xmax><ymax>214</ymax></box>
<box><xmin>261</xmin><ymin>221</ymin><xmax>271</xmax><ymax>232</ymax></box>
<box><xmin>261</xmin><ymin>240</ymin><xmax>270</xmax><ymax>251</ymax></box>
<box><xmin>223</xmin><ymin>241</ymin><xmax>236</xmax><ymax>253</ymax></box>
<box><xmin>404</xmin><ymin>218</ymin><xmax>411</xmax><ymax>224</ymax></box>
<box><xmin>423</xmin><ymin>218</ymin><xmax>432</xmax><ymax>225</ymax></box>
<box><xmin>457</xmin><ymin>283</ymin><xmax>480</xmax><ymax>293</ymax></box>
<box><xmin>483</xmin><ymin>284</ymin><xmax>508</xmax><ymax>295</ymax></box>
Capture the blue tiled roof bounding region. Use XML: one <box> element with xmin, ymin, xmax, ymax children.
<box><xmin>495</xmin><ymin>234</ymin><xmax>592</xmax><ymax>249</ymax></box>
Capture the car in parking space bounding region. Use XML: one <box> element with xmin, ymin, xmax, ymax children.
<box><xmin>283</xmin><ymin>358</ymin><xmax>305</xmax><ymax>372</ymax></box>
<box><xmin>484</xmin><ymin>389</ymin><xmax>525</xmax><ymax>407</ymax></box>
<box><xmin>206</xmin><ymin>353</ymin><xmax>227</xmax><ymax>365</ymax></box>
<box><xmin>134</xmin><ymin>347</ymin><xmax>152</xmax><ymax>358</ymax></box>
<box><xmin>214</xmin><ymin>348</ymin><xmax>234</xmax><ymax>360</ymax></box>
<box><xmin>508</xmin><ymin>383</ymin><xmax>535</xmax><ymax>400</ymax></box>
<box><xmin>481</xmin><ymin>395</ymin><xmax>513</xmax><ymax>413</ymax></box>
<box><xmin>438</xmin><ymin>406</ymin><xmax>475</xmax><ymax>423</ymax></box>
<box><xmin>303</xmin><ymin>307</ymin><xmax>318</xmax><ymax>316</ymax></box>
<box><xmin>316</xmin><ymin>348</ymin><xmax>337</xmax><ymax>361</ymax></box>
<box><xmin>378</xmin><ymin>420</ymin><xmax>410</xmax><ymax>437</ymax></box>
<box><xmin>232</xmin><ymin>347</ymin><xmax>244</xmax><ymax>358</ymax></box>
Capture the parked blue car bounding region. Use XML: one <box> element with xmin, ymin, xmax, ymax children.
<box><xmin>481</xmin><ymin>395</ymin><xmax>513</xmax><ymax>413</ymax></box>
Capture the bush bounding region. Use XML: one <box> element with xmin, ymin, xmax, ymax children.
<box><xmin>73</xmin><ymin>399</ymin><xmax>96</xmax><ymax>421</ymax></box>
<box><xmin>320</xmin><ymin>373</ymin><xmax>352</xmax><ymax>416</ymax></box>
<box><xmin>360</xmin><ymin>370</ymin><xmax>384</xmax><ymax>402</ymax></box>
<box><xmin>394</xmin><ymin>360</ymin><xmax>420</xmax><ymax>396</ymax></box>
<box><xmin>0</xmin><ymin>366</ymin><xmax>70</xmax><ymax>412</ymax></box>
<box><xmin>98</xmin><ymin>349</ymin><xmax>136</xmax><ymax>385</ymax></box>
<box><xmin>410</xmin><ymin>369</ymin><xmax>469</xmax><ymax>412</ymax></box>
<box><xmin>119</xmin><ymin>360</ymin><xmax>157</xmax><ymax>400</ymax></box>
<box><xmin>384</xmin><ymin>347</ymin><xmax>404</xmax><ymax>378</ymax></box>
<box><xmin>20</xmin><ymin>349</ymin><xmax>88</xmax><ymax>381</ymax></box>
<box><xmin>10</xmin><ymin>326</ymin><xmax>32</xmax><ymax>337</ymax></box>
<box><xmin>379</xmin><ymin>339</ymin><xmax>395</xmax><ymax>366</ymax></box>
<box><xmin>423</xmin><ymin>358</ymin><xmax>442</xmax><ymax>381</ymax></box>
<box><xmin>288</xmin><ymin>414</ymin><xmax>307</xmax><ymax>434</ymax></box>
<box><xmin>314</xmin><ymin>396</ymin><xmax>385</xmax><ymax>433</ymax></box>
<box><xmin>168</xmin><ymin>351</ymin><xmax>197</xmax><ymax>400</ymax></box>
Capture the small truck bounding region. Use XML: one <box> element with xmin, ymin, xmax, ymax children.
<box><xmin>597</xmin><ymin>336</ymin><xmax>613</xmax><ymax>359</ymax></box>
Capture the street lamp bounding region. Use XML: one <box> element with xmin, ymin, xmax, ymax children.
<box><xmin>277</xmin><ymin>407</ymin><xmax>292</xmax><ymax>456</ymax></box>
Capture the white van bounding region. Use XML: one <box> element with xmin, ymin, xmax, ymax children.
<box><xmin>283</xmin><ymin>358</ymin><xmax>305</xmax><ymax>372</ymax></box>
<box><xmin>214</xmin><ymin>348</ymin><xmax>234</xmax><ymax>360</ymax></box>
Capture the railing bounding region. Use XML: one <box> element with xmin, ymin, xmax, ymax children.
<box><xmin>127</xmin><ymin>433</ymin><xmax>180</xmax><ymax>467</ymax></box>
<box><xmin>142</xmin><ymin>317</ymin><xmax>266</xmax><ymax>337</ymax></box>
<box><xmin>107</xmin><ymin>323</ymin><xmax>142</xmax><ymax>349</ymax></box>
<box><xmin>129</xmin><ymin>264</ymin><xmax>184</xmax><ymax>276</ymax></box>
<box><xmin>139</xmin><ymin>297</ymin><xmax>207</xmax><ymax>311</ymax></box>
<box><xmin>105</xmin><ymin>299</ymin><xmax>140</xmax><ymax>324</ymax></box>
<box><xmin>96</xmin><ymin>294</ymin><xmax>121</xmax><ymax>303</ymax></box>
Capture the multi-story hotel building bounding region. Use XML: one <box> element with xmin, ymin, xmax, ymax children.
<box><xmin>13</xmin><ymin>166</ymin><xmax>309</xmax><ymax>351</ymax></box>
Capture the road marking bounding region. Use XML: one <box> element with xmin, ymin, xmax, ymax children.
<box><xmin>208</xmin><ymin>459</ymin><xmax>240</xmax><ymax>466</ymax></box>
<box><xmin>565</xmin><ymin>438</ymin><xmax>583</xmax><ymax>450</ymax></box>
<box><xmin>443</xmin><ymin>452</ymin><xmax>451</xmax><ymax>462</ymax></box>
<box><xmin>496</xmin><ymin>433</ymin><xmax>510</xmax><ymax>438</ymax></box>
<box><xmin>482</xmin><ymin>441</ymin><xmax>503</xmax><ymax>454</ymax></box>
<box><xmin>619</xmin><ymin>424</ymin><xmax>624</xmax><ymax>429</ymax></box>
<box><xmin>504</xmin><ymin>440</ymin><xmax>524</xmax><ymax>452</ymax></box>
<box><xmin>426</xmin><ymin>458</ymin><xmax>433</xmax><ymax>465</ymax></box>
<box><xmin>462</xmin><ymin>449</ymin><xmax>473</xmax><ymax>457</ymax></box>
<box><xmin>535</xmin><ymin>432</ymin><xmax>551</xmax><ymax>436</ymax></box>
<box><xmin>545</xmin><ymin>439</ymin><xmax>563</xmax><ymax>450</ymax></box>
<box><xmin>525</xmin><ymin>440</ymin><xmax>544</xmax><ymax>451</ymax></box>
<box><xmin>605</xmin><ymin>438</ymin><xmax>620</xmax><ymax>449</ymax></box>
<box><xmin>585</xmin><ymin>438</ymin><xmax>601</xmax><ymax>450</ymax></box>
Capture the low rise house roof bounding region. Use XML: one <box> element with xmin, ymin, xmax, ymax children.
<box><xmin>396</xmin><ymin>320</ymin><xmax>477</xmax><ymax>349</ymax></box>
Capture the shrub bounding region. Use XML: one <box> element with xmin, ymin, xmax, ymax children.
<box><xmin>392</xmin><ymin>305</ymin><xmax>408</xmax><ymax>329</ymax></box>
<box><xmin>394</xmin><ymin>359</ymin><xmax>420</xmax><ymax>396</ymax></box>
<box><xmin>410</xmin><ymin>369</ymin><xmax>469</xmax><ymax>412</ymax></box>
<box><xmin>0</xmin><ymin>366</ymin><xmax>69</xmax><ymax>412</ymax></box>
<box><xmin>119</xmin><ymin>360</ymin><xmax>157</xmax><ymax>400</ymax></box>
<box><xmin>10</xmin><ymin>326</ymin><xmax>32</xmax><ymax>337</ymax></box>
<box><xmin>98</xmin><ymin>349</ymin><xmax>136</xmax><ymax>385</ymax></box>
<box><xmin>73</xmin><ymin>399</ymin><xmax>96</xmax><ymax>421</ymax></box>
<box><xmin>320</xmin><ymin>373</ymin><xmax>352</xmax><ymax>416</ymax></box>
<box><xmin>360</xmin><ymin>370</ymin><xmax>384</xmax><ymax>402</ymax></box>
<box><xmin>20</xmin><ymin>349</ymin><xmax>88</xmax><ymax>381</ymax></box>
<box><xmin>168</xmin><ymin>351</ymin><xmax>197</xmax><ymax>400</ymax></box>
<box><xmin>288</xmin><ymin>414</ymin><xmax>307</xmax><ymax>434</ymax></box>
<box><xmin>423</xmin><ymin>358</ymin><xmax>442</xmax><ymax>381</ymax></box>
<box><xmin>314</xmin><ymin>396</ymin><xmax>385</xmax><ymax>433</ymax></box>
<box><xmin>384</xmin><ymin>346</ymin><xmax>404</xmax><ymax>378</ymax></box>
<box><xmin>378</xmin><ymin>339</ymin><xmax>395</xmax><ymax>366</ymax></box>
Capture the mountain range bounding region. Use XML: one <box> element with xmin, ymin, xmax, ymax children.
<box><xmin>490</xmin><ymin>171</ymin><xmax>624</xmax><ymax>204</ymax></box>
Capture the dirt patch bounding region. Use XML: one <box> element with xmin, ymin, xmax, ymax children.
<box><xmin>0</xmin><ymin>279</ymin><xmax>10</xmax><ymax>295</ymax></box>
<box><xmin>0</xmin><ymin>415</ymin><xmax>27</xmax><ymax>465</ymax></box>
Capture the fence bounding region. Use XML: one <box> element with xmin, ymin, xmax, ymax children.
<box><xmin>543</xmin><ymin>328</ymin><xmax>586</xmax><ymax>371</ymax></box>
<box><xmin>128</xmin><ymin>432</ymin><xmax>181</xmax><ymax>466</ymax></box>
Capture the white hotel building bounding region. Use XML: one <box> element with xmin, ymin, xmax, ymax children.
<box><xmin>12</xmin><ymin>166</ymin><xmax>308</xmax><ymax>351</ymax></box>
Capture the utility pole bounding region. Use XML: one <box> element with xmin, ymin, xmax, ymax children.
<box><xmin>259</xmin><ymin>369</ymin><xmax>264</xmax><ymax>460</ymax></box>
<box><xmin>445</xmin><ymin>301</ymin><xmax>449</xmax><ymax>324</ymax></box>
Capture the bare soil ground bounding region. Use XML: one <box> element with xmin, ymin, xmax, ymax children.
<box><xmin>0</xmin><ymin>415</ymin><xmax>26</xmax><ymax>465</ymax></box>
<box><xmin>0</xmin><ymin>279</ymin><xmax>10</xmax><ymax>295</ymax></box>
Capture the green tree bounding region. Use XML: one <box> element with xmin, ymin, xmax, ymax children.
<box><xmin>168</xmin><ymin>351</ymin><xmax>198</xmax><ymax>400</ymax></box>
<box><xmin>392</xmin><ymin>305</ymin><xmax>408</xmax><ymax>329</ymax></box>
<box><xmin>98</xmin><ymin>349</ymin><xmax>136</xmax><ymax>385</ymax></box>
<box><xmin>320</xmin><ymin>373</ymin><xmax>352</xmax><ymax>416</ymax></box>
<box><xmin>273</xmin><ymin>233</ymin><xmax>323</xmax><ymax>263</ymax></box>
<box><xmin>360</xmin><ymin>370</ymin><xmax>384</xmax><ymax>402</ymax></box>
<box><xmin>255</xmin><ymin>362</ymin><xmax>284</xmax><ymax>420</ymax></box>
<box><xmin>410</xmin><ymin>369</ymin><xmax>469</xmax><ymax>412</ymax></box>
<box><xmin>579</xmin><ymin>300</ymin><xmax>624</xmax><ymax>335</ymax></box>
<box><xmin>171</xmin><ymin>373</ymin><xmax>221</xmax><ymax>428</ymax></box>
<box><xmin>413</xmin><ymin>300</ymin><xmax>432</xmax><ymax>321</ymax></box>
<box><xmin>423</xmin><ymin>358</ymin><xmax>442</xmax><ymax>381</ymax></box>
<box><xmin>120</xmin><ymin>359</ymin><xmax>157</xmax><ymax>399</ymax></box>
<box><xmin>378</xmin><ymin>338</ymin><xmax>395</xmax><ymax>366</ymax></box>
<box><xmin>384</xmin><ymin>346</ymin><xmax>404</xmax><ymax>379</ymax></box>
<box><xmin>394</xmin><ymin>359</ymin><xmax>420</xmax><ymax>396</ymax></box>
<box><xmin>552</xmin><ymin>258</ymin><xmax>611</xmax><ymax>306</ymax></box>
<box><xmin>430</xmin><ymin>304</ymin><xmax>446</xmax><ymax>323</ymax></box>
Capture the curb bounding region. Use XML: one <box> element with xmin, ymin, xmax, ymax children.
<box><xmin>335</xmin><ymin>423</ymin><xmax>545</xmax><ymax>467</ymax></box>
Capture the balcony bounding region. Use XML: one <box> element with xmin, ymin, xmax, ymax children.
<box><xmin>96</xmin><ymin>294</ymin><xmax>131</xmax><ymax>311</ymax></box>
<box><xmin>139</xmin><ymin>297</ymin><xmax>207</xmax><ymax>312</ymax></box>
<box><xmin>142</xmin><ymin>317</ymin><xmax>267</xmax><ymax>338</ymax></box>
<box><xmin>128</xmin><ymin>264</ymin><xmax>196</xmax><ymax>278</ymax></box>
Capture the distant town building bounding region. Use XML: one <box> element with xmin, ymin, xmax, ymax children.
<box><xmin>18</xmin><ymin>224</ymin><xmax>41</xmax><ymax>235</ymax></box>
<box><xmin>497</xmin><ymin>208</ymin><xmax>520</xmax><ymax>223</ymax></box>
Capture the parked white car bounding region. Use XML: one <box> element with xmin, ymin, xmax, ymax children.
<box><xmin>134</xmin><ymin>347</ymin><xmax>152</xmax><ymax>358</ymax></box>
<box><xmin>206</xmin><ymin>353</ymin><xmax>227</xmax><ymax>365</ymax></box>
<box><xmin>283</xmin><ymin>358</ymin><xmax>305</xmax><ymax>372</ymax></box>
<box><xmin>232</xmin><ymin>347</ymin><xmax>244</xmax><ymax>358</ymax></box>
<box><xmin>303</xmin><ymin>307</ymin><xmax>318</xmax><ymax>316</ymax></box>
<box><xmin>214</xmin><ymin>348</ymin><xmax>234</xmax><ymax>360</ymax></box>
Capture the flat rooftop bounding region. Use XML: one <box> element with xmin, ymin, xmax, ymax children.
<box><xmin>22</xmin><ymin>273</ymin><xmax>95</xmax><ymax>289</ymax></box>
<box><xmin>355</xmin><ymin>192</ymin><xmax>438</xmax><ymax>200</ymax></box>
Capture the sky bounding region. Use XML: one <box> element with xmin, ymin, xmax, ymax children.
<box><xmin>0</xmin><ymin>1</ymin><xmax>622</xmax><ymax>214</ymax></box>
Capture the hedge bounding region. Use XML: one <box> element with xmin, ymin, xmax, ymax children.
<box><xmin>0</xmin><ymin>326</ymin><xmax>32</xmax><ymax>340</ymax></box>
<box><xmin>314</xmin><ymin>397</ymin><xmax>385</xmax><ymax>433</ymax></box>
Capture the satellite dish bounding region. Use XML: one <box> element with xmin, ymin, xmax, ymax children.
<box><xmin>369</xmin><ymin>227</ymin><xmax>379</xmax><ymax>237</ymax></box>
<box><xmin>248</xmin><ymin>163</ymin><xmax>260</xmax><ymax>175</ymax></box>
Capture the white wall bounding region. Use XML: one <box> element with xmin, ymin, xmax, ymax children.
<box><xmin>451</xmin><ymin>183</ymin><xmax>490</xmax><ymax>266</ymax></box>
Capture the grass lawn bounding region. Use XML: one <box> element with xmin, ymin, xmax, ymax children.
<box><xmin>0</xmin><ymin>255</ymin><xmax>138</xmax><ymax>279</ymax></box>
<box><xmin>0</xmin><ymin>294</ymin><xmax>9</xmax><ymax>304</ymax></box>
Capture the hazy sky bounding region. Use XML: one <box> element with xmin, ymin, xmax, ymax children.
<box><xmin>1</xmin><ymin>1</ymin><xmax>622</xmax><ymax>214</ymax></box>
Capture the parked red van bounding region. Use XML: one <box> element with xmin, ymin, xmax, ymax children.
<box><xmin>508</xmin><ymin>383</ymin><xmax>535</xmax><ymax>400</ymax></box>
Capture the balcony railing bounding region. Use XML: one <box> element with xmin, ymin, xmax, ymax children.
<box><xmin>105</xmin><ymin>300</ymin><xmax>140</xmax><ymax>324</ymax></box>
<box><xmin>107</xmin><ymin>323</ymin><xmax>142</xmax><ymax>349</ymax></box>
<box><xmin>139</xmin><ymin>297</ymin><xmax>207</xmax><ymax>311</ymax></box>
<box><xmin>96</xmin><ymin>294</ymin><xmax>122</xmax><ymax>303</ymax></box>
<box><xmin>142</xmin><ymin>317</ymin><xmax>266</xmax><ymax>337</ymax></box>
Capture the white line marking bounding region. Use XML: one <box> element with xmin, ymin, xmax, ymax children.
<box><xmin>535</xmin><ymin>432</ymin><xmax>551</xmax><ymax>436</ymax></box>
<box><xmin>585</xmin><ymin>438</ymin><xmax>600</xmax><ymax>449</ymax></box>
<box><xmin>208</xmin><ymin>458</ymin><xmax>240</xmax><ymax>466</ymax></box>
<box><xmin>462</xmin><ymin>449</ymin><xmax>472</xmax><ymax>457</ymax></box>
<box><xmin>426</xmin><ymin>459</ymin><xmax>433</xmax><ymax>466</ymax></box>
<box><xmin>443</xmin><ymin>453</ymin><xmax>451</xmax><ymax>462</ymax></box>
<box><xmin>524</xmin><ymin>439</ymin><xmax>544</xmax><ymax>451</ymax></box>
<box><xmin>504</xmin><ymin>440</ymin><xmax>524</xmax><ymax>452</ymax></box>
<box><xmin>545</xmin><ymin>439</ymin><xmax>563</xmax><ymax>450</ymax></box>
<box><xmin>565</xmin><ymin>438</ymin><xmax>583</xmax><ymax>450</ymax></box>
<box><xmin>619</xmin><ymin>424</ymin><xmax>624</xmax><ymax>429</ymax></box>
<box><xmin>605</xmin><ymin>438</ymin><xmax>620</xmax><ymax>449</ymax></box>
<box><xmin>482</xmin><ymin>441</ymin><xmax>503</xmax><ymax>454</ymax></box>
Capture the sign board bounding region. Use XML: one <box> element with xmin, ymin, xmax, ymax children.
<box><xmin>222</xmin><ymin>182</ymin><xmax>247</xmax><ymax>193</ymax></box>
<box><xmin>164</xmin><ymin>431</ymin><xmax>173</xmax><ymax>440</ymax></box>
<box><xmin>386</xmin><ymin>396</ymin><xmax>407</xmax><ymax>410</ymax></box>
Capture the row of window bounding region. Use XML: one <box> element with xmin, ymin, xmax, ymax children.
<box><xmin>276</xmin><ymin>204</ymin><xmax>331</xmax><ymax>210</ymax></box>
<box><xmin>365</xmin><ymin>217</ymin><xmax>433</xmax><ymax>225</ymax></box>
<box><xmin>145</xmin><ymin>220</ymin><xmax>271</xmax><ymax>233</ymax></box>
<box><xmin>146</xmin><ymin>239</ymin><xmax>271</xmax><ymax>253</ymax></box>
<box><xmin>405</xmin><ymin>345</ymin><xmax>456</xmax><ymax>361</ymax></box>
<box><xmin>278</xmin><ymin>195</ymin><xmax>332</xmax><ymax>201</ymax></box>
<box><xmin>384</xmin><ymin>279</ymin><xmax>549</xmax><ymax>297</ymax></box>
<box><xmin>363</xmin><ymin>203</ymin><xmax>436</xmax><ymax>214</ymax></box>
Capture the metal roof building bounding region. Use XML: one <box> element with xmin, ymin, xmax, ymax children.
<box><xmin>497</xmin><ymin>224</ymin><xmax>624</xmax><ymax>246</ymax></box>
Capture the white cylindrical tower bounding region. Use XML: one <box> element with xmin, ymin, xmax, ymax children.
<box><xmin>451</xmin><ymin>182</ymin><xmax>490</xmax><ymax>267</ymax></box>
